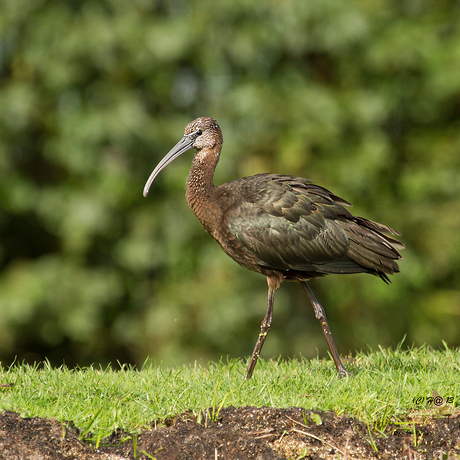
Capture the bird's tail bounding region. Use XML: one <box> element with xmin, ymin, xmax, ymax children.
<box><xmin>341</xmin><ymin>216</ymin><xmax>405</xmax><ymax>282</ymax></box>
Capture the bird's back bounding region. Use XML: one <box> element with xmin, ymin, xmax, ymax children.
<box><xmin>214</xmin><ymin>174</ymin><xmax>404</xmax><ymax>283</ymax></box>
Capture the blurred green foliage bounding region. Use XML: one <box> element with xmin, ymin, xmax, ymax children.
<box><xmin>1</xmin><ymin>0</ymin><xmax>459</xmax><ymax>367</ymax></box>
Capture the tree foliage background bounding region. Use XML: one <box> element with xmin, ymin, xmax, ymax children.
<box><xmin>1</xmin><ymin>0</ymin><xmax>459</xmax><ymax>368</ymax></box>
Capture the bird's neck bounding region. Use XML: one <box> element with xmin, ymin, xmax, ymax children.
<box><xmin>186</xmin><ymin>148</ymin><xmax>220</xmax><ymax>234</ymax></box>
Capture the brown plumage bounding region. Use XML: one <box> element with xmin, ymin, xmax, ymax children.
<box><xmin>144</xmin><ymin>117</ymin><xmax>404</xmax><ymax>379</ymax></box>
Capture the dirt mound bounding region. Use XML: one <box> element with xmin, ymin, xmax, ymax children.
<box><xmin>0</xmin><ymin>407</ymin><xmax>459</xmax><ymax>459</ymax></box>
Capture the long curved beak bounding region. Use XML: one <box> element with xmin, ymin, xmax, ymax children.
<box><xmin>143</xmin><ymin>134</ymin><xmax>196</xmax><ymax>197</ymax></box>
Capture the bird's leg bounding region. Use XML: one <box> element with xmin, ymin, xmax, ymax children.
<box><xmin>300</xmin><ymin>281</ymin><xmax>351</xmax><ymax>377</ymax></box>
<box><xmin>245</xmin><ymin>287</ymin><xmax>275</xmax><ymax>380</ymax></box>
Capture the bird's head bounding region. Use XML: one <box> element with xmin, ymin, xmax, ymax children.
<box><xmin>184</xmin><ymin>117</ymin><xmax>222</xmax><ymax>150</ymax></box>
<box><xmin>143</xmin><ymin>117</ymin><xmax>222</xmax><ymax>197</ymax></box>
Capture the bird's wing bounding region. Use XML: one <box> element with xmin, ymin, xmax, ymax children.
<box><xmin>224</xmin><ymin>175</ymin><xmax>353</xmax><ymax>271</ymax></box>
<box><xmin>223</xmin><ymin>174</ymin><xmax>402</xmax><ymax>276</ymax></box>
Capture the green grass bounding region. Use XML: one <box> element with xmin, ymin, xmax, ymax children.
<box><xmin>0</xmin><ymin>344</ymin><xmax>459</xmax><ymax>443</ymax></box>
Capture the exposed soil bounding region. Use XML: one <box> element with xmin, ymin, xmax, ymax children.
<box><xmin>0</xmin><ymin>406</ymin><xmax>459</xmax><ymax>459</ymax></box>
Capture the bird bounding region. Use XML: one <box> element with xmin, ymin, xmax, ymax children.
<box><xmin>143</xmin><ymin>117</ymin><xmax>404</xmax><ymax>379</ymax></box>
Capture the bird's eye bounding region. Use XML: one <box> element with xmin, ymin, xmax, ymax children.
<box><xmin>196</xmin><ymin>129</ymin><xmax>202</xmax><ymax>135</ymax></box>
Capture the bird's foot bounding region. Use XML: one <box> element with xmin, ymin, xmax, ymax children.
<box><xmin>338</xmin><ymin>367</ymin><xmax>353</xmax><ymax>378</ymax></box>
